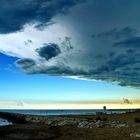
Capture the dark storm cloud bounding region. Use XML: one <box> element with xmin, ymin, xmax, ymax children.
<box><xmin>36</xmin><ymin>43</ymin><xmax>61</xmax><ymax>60</ymax></box>
<box><xmin>114</xmin><ymin>37</ymin><xmax>140</xmax><ymax>48</ymax></box>
<box><xmin>16</xmin><ymin>49</ymin><xmax>140</xmax><ymax>87</ymax></box>
<box><xmin>0</xmin><ymin>0</ymin><xmax>85</xmax><ymax>34</ymax></box>
<box><xmin>16</xmin><ymin>58</ymin><xmax>36</xmax><ymax>69</ymax></box>
<box><xmin>95</xmin><ymin>52</ymin><xmax>140</xmax><ymax>87</ymax></box>
<box><xmin>15</xmin><ymin>27</ymin><xmax>140</xmax><ymax>88</ymax></box>
<box><xmin>2</xmin><ymin>0</ymin><xmax>140</xmax><ymax>88</ymax></box>
<box><xmin>92</xmin><ymin>27</ymin><xmax>138</xmax><ymax>40</ymax></box>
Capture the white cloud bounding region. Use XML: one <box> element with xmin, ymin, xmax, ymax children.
<box><xmin>0</xmin><ymin>22</ymin><xmax>72</xmax><ymax>58</ymax></box>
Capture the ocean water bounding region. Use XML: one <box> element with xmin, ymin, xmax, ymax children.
<box><xmin>0</xmin><ymin>109</ymin><xmax>139</xmax><ymax>116</ymax></box>
<box><xmin>0</xmin><ymin>118</ymin><xmax>12</xmax><ymax>126</ymax></box>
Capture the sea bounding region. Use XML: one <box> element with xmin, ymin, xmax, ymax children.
<box><xmin>0</xmin><ymin>118</ymin><xmax>12</xmax><ymax>126</ymax></box>
<box><xmin>0</xmin><ymin>109</ymin><xmax>139</xmax><ymax>116</ymax></box>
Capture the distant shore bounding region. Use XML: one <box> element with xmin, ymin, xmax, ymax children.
<box><xmin>0</xmin><ymin>111</ymin><xmax>140</xmax><ymax>140</ymax></box>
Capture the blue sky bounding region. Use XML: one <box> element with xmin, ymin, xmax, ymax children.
<box><xmin>0</xmin><ymin>0</ymin><xmax>140</xmax><ymax>109</ymax></box>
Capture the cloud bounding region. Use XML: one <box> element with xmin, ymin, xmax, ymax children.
<box><xmin>0</xmin><ymin>0</ymin><xmax>85</xmax><ymax>34</ymax></box>
<box><xmin>36</xmin><ymin>43</ymin><xmax>61</xmax><ymax>60</ymax></box>
<box><xmin>114</xmin><ymin>37</ymin><xmax>140</xmax><ymax>48</ymax></box>
<box><xmin>122</xmin><ymin>98</ymin><xmax>132</xmax><ymax>104</ymax></box>
<box><xmin>92</xmin><ymin>27</ymin><xmax>138</xmax><ymax>40</ymax></box>
<box><xmin>16</xmin><ymin>58</ymin><xmax>36</xmax><ymax>69</ymax></box>
<box><xmin>16</xmin><ymin>101</ymin><xmax>25</xmax><ymax>106</ymax></box>
<box><xmin>0</xmin><ymin>101</ymin><xmax>25</xmax><ymax>109</ymax></box>
<box><xmin>16</xmin><ymin>50</ymin><xmax>140</xmax><ymax>88</ymax></box>
<box><xmin>1</xmin><ymin>0</ymin><xmax>140</xmax><ymax>88</ymax></box>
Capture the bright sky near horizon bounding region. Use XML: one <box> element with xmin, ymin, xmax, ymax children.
<box><xmin>0</xmin><ymin>0</ymin><xmax>140</xmax><ymax>109</ymax></box>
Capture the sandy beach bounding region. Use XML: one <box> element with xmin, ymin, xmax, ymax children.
<box><xmin>0</xmin><ymin>111</ymin><xmax>140</xmax><ymax>140</ymax></box>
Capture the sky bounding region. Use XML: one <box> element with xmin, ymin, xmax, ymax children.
<box><xmin>0</xmin><ymin>0</ymin><xmax>140</xmax><ymax>109</ymax></box>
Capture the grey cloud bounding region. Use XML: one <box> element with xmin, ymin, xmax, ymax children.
<box><xmin>122</xmin><ymin>98</ymin><xmax>132</xmax><ymax>104</ymax></box>
<box><xmin>3</xmin><ymin>0</ymin><xmax>140</xmax><ymax>88</ymax></box>
<box><xmin>96</xmin><ymin>53</ymin><xmax>140</xmax><ymax>87</ymax></box>
<box><xmin>16</xmin><ymin>101</ymin><xmax>25</xmax><ymax>106</ymax></box>
<box><xmin>16</xmin><ymin>58</ymin><xmax>36</xmax><ymax>69</ymax></box>
<box><xmin>36</xmin><ymin>43</ymin><xmax>61</xmax><ymax>60</ymax></box>
<box><xmin>16</xmin><ymin>49</ymin><xmax>140</xmax><ymax>88</ymax></box>
<box><xmin>15</xmin><ymin>27</ymin><xmax>140</xmax><ymax>88</ymax></box>
<box><xmin>114</xmin><ymin>37</ymin><xmax>140</xmax><ymax>48</ymax></box>
<box><xmin>92</xmin><ymin>27</ymin><xmax>138</xmax><ymax>40</ymax></box>
<box><xmin>0</xmin><ymin>0</ymin><xmax>85</xmax><ymax>34</ymax></box>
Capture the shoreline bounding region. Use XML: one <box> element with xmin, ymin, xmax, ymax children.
<box><xmin>0</xmin><ymin>111</ymin><xmax>140</xmax><ymax>139</ymax></box>
<box><xmin>0</xmin><ymin>111</ymin><xmax>140</xmax><ymax>125</ymax></box>
<box><xmin>0</xmin><ymin>111</ymin><xmax>140</xmax><ymax>128</ymax></box>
